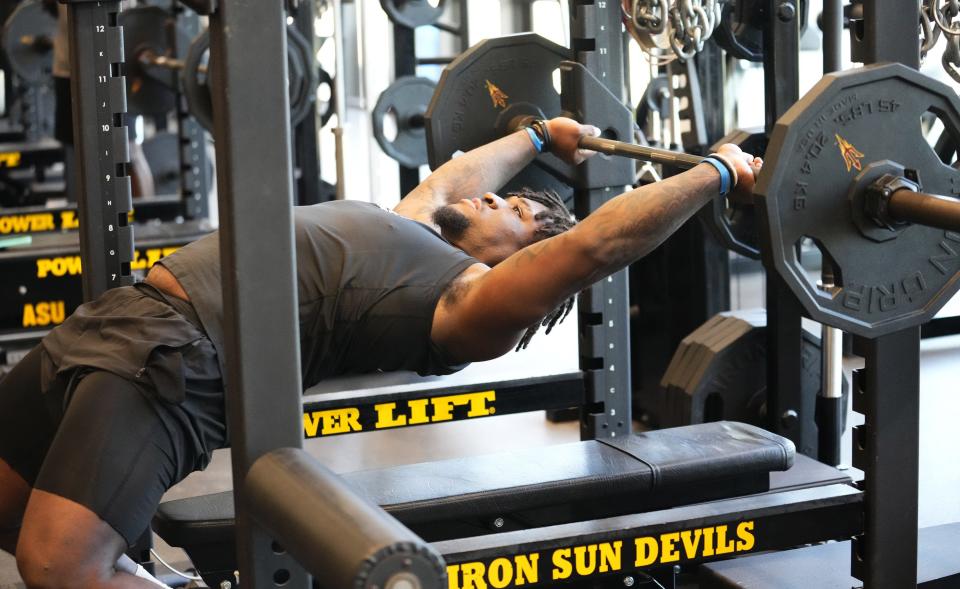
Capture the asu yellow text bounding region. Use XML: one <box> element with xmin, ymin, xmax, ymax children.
<box><xmin>22</xmin><ymin>301</ymin><xmax>66</xmax><ymax>328</ymax></box>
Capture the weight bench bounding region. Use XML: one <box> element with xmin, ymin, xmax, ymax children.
<box><xmin>154</xmin><ymin>421</ymin><xmax>799</xmax><ymax>585</ymax></box>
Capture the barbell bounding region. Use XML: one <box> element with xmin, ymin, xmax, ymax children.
<box><xmin>423</xmin><ymin>33</ymin><xmax>960</xmax><ymax>338</ymax></box>
<box><xmin>574</xmin><ymin>133</ymin><xmax>960</xmax><ymax>235</ymax></box>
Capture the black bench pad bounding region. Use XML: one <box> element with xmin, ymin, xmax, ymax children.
<box><xmin>154</xmin><ymin>421</ymin><xmax>792</xmax><ymax>547</ymax></box>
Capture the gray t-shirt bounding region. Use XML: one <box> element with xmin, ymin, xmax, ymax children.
<box><xmin>161</xmin><ymin>201</ymin><xmax>477</xmax><ymax>388</ymax></box>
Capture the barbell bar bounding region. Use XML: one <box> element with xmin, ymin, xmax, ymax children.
<box><xmin>881</xmin><ymin>184</ymin><xmax>960</xmax><ymax>233</ymax></box>
<box><xmin>574</xmin><ymin>133</ymin><xmax>960</xmax><ymax>233</ymax></box>
<box><xmin>136</xmin><ymin>49</ymin><xmax>204</xmax><ymax>76</ymax></box>
<box><xmin>577</xmin><ymin>135</ymin><xmax>705</xmax><ymax>170</ymax></box>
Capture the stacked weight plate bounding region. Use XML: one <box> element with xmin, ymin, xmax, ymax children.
<box><xmin>658</xmin><ymin>309</ymin><xmax>828</xmax><ymax>443</ymax></box>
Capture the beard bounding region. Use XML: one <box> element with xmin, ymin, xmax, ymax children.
<box><xmin>432</xmin><ymin>205</ymin><xmax>471</xmax><ymax>239</ymax></box>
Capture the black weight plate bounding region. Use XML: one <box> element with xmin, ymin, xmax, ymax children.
<box><xmin>714</xmin><ymin>0</ymin><xmax>807</xmax><ymax>62</ymax></box>
<box><xmin>676</xmin><ymin>315</ymin><xmax>743</xmax><ymax>394</ymax></box>
<box><xmin>713</xmin><ymin>1</ymin><xmax>763</xmax><ymax>62</ymax></box>
<box><xmin>317</xmin><ymin>67</ymin><xmax>335</xmax><ymax>127</ymax></box>
<box><xmin>756</xmin><ymin>63</ymin><xmax>960</xmax><ymax>337</ymax></box>
<box><xmin>426</xmin><ymin>33</ymin><xmax>575</xmax><ymax>190</ymax></box>
<box><xmin>697</xmin><ymin>127</ymin><xmax>765</xmax><ymax>259</ymax></box>
<box><xmin>658</xmin><ymin>309</ymin><xmax>837</xmax><ymax>457</ymax></box>
<box><xmin>119</xmin><ymin>6</ymin><xmax>189</xmax><ymax>116</ymax></box>
<box><xmin>373</xmin><ymin>76</ymin><xmax>435</xmax><ymax>169</ymax></box>
<box><xmin>142</xmin><ymin>132</ymin><xmax>181</xmax><ymax>196</ymax></box>
<box><xmin>660</xmin><ymin>314</ymin><xmax>725</xmax><ymax>389</ymax></box>
<box><xmin>2</xmin><ymin>0</ymin><xmax>55</xmax><ymax>85</ymax></box>
<box><xmin>636</xmin><ymin>76</ymin><xmax>670</xmax><ymax>131</ymax></box>
<box><xmin>182</xmin><ymin>27</ymin><xmax>318</xmax><ymax>133</ymax></box>
<box><xmin>286</xmin><ymin>26</ymin><xmax>317</xmax><ymax>129</ymax></box>
<box><xmin>380</xmin><ymin>0</ymin><xmax>445</xmax><ymax>28</ymax></box>
<box><xmin>181</xmin><ymin>29</ymin><xmax>212</xmax><ymax>132</ymax></box>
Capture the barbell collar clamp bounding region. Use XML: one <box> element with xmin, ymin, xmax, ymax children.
<box><xmin>886</xmin><ymin>185</ymin><xmax>960</xmax><ymax>233</ymax></box>
<box><xmin>862</xmin><ymin>171</ymin><xmax>960</xmax><ymax>234</ymax></box>
<box><xmin>864</xmin><ymin>173</ymin><xmax>918</xmax><ymax>231</ymax></box>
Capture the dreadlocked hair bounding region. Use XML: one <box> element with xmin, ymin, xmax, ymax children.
<box><xmin>508</xmin><ymin>187</ymin><xmax>578</xmax><ymax>351</ymax></box>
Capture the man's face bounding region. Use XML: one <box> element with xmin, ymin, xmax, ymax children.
<box><xmin>433</xmin><ymin>193</ymin><xmax>550</xmax><ymax>266</ymax></box>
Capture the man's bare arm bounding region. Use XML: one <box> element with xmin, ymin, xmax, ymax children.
<box><xmin>433</xmin><ymin>152</ymin><xmax>755</xmax><ymax>361</ymax></box>
<box><xmin>394</xmin><ymin>119</ymin><xmax>597</xmax><ymax>226</ymax></box>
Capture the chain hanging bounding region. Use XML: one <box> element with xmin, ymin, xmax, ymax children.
<box><xmin>625</xmin><ymin>0</ymin><xmax>723</xmax><ymax>62</ymax></box>
<box><xmin>925</xmin><ymin>0</ymin><xmax>960</xmax><ymax>82</ymax></box>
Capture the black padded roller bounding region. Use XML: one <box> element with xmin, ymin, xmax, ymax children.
<box><xmin>245</xmin><ymin>447</ymin><xmax>446</xmax><ymax>589</ymax></box>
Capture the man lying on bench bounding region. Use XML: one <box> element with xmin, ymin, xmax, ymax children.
<box><xmin>0</xmin><ymin>117</ymin><xmax>760</xmax><ymax>588</ymax></box>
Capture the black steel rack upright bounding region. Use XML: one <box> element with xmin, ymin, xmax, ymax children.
<box><xmin>63</xmin><ymin>0</ymin><xmax>134</xmax><ymax>302</ymax></box>
<box><xmin>202</xmin><ymin>0</ymin><xmax>309</xmax><ymax>585</ymax></box>
<box><xmin>392</xmin><ymin>20</ymin><xmax>423</xmax><ymax>196</ymax></box>
<box><xmin>761</xmin><ymin>0</ymin><xmax>812</xmax><ymax>457</ymax></box>
<box><xmin>848</xmin><ymin>2</ymin><xmax>922</xmax><ymax>586</ymax></box>
<box><xmin>568</xmin><ymin>2</ymin><xmax>634</xmax><ymax>440</ymax></box>
<box><xmin>762</xmin><ymin>0</ymin><xmax>925</xmax><ymax>585</ymax></box>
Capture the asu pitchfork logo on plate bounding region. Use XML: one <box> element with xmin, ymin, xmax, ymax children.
<box><xmin>835</xmin><ymin>134</ymin><xmax>864</xmax><ymax>172</ymax></box>
<box><xmin>486</xmin><ymin>80</ymin><xmax>509</xmax><ymax>109</ymax></box>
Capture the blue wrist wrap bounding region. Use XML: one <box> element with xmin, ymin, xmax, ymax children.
<box><xmin>525</xmin><ymin>127</ymin><xmax>544</xmax><ymax>153</ymax></box>
<box><xmin>702</xmin><ymin>155</ymin><xmax>733</xmax><ymax>196</ymax></box>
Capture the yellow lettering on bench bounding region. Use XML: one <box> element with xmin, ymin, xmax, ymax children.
<box><xmin>552</xmin><ymin>548</ymin><xmax>572</xmax><ymax>580</ymax></box>
<box><xmin>374</xmin><ymin>391</ymin><xmax>495</xmax><ymax>430</ymax></box>
<box><xmin>599</xmin><ymin>541</ymin><xmax>622</xmax><ymax>573</ymax></box>
<box><xmin>680</xmin><ymin>528</ymin><xmax>703</xmax><ymax>559</ymax></box>
<box><xmin>302</xmin><ymin>408</ymin><xmax>361</xmax><ymax>437</ymax></box>
<box><xmin>447</xmin><ymin>554</ymin><xmax>539</xmax><ymax>589</ymax></box>
<box><xmin>736</xmin><ymin>521</ymin><xmax>755</xmax><ymax>551</ymax></box>
<box><xmin>635</xmin><ymin>537</ymin><xmax>659</xmax><ymax>567</ymax></box>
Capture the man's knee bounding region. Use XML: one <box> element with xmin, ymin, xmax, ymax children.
<box><xmin>16</xmin><ymin>543</ymin><xmax>115</xmax><ymax>589</ymax></box>
<box><xmin>17</xmin><ymin>490</ymin><xmax>125</xmax><ymax>589</ymax></box>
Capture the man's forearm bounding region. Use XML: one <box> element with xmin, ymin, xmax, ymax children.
<box><xmin>421</xmin><ymin>130</ymin><xmax>538</xmax><ymax>203</ymax></box>
<box><xmin>570</xmin><ymin>163</ymin><xmax>720</xmax><ymax>278</ymax></box>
